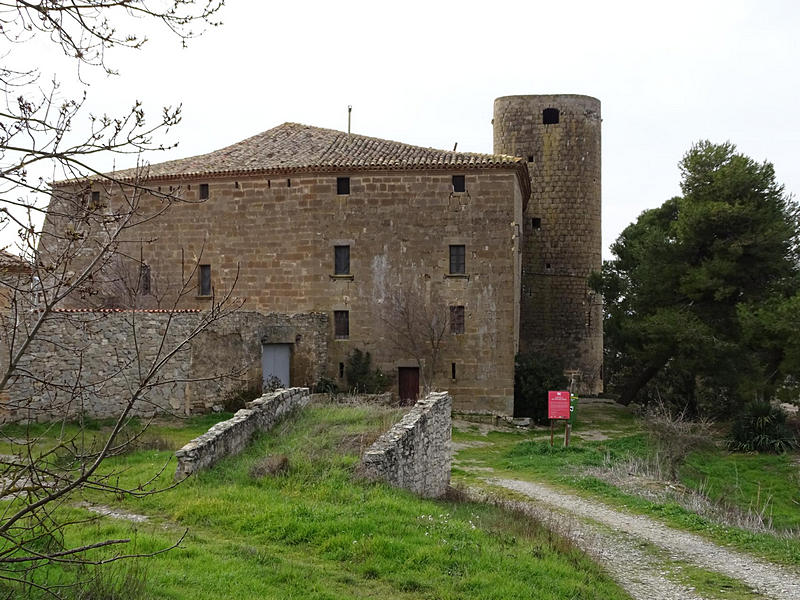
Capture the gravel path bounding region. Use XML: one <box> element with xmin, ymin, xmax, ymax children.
<box><xmin>488</xmin><ymin>478</ymin><xmax>800</xmax><ymax>600</ymax></box>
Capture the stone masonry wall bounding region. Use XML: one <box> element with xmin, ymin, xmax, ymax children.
<box><xmin>360</xmin><ymin>391</ymin><xmax>452</xmax><ymax>498</ymax></box>
<box><xmin>4</xmin><ymin>310</ymin><xmax>326</xmax><ymax>422</ymax></box>
<box><xmin>493</xmin><ymin>95</ymin><xmax>603</xmax><ymax>395</ymax></box>
<box><xmin>46</xmin><ymin>168</ymin><xmax>524</xmax><ymax>415</ymax></box>
<box><xmin>174</xmin><ymin>387</ymin><xmax>309</xmax><ymax>479</ymax></box>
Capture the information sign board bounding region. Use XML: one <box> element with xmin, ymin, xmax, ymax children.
<box><xmin>548</xmin><ymin>390</ymin><xmax>571</xmax><ymax>420</ymax></box>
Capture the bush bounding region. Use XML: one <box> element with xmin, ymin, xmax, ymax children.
<box><xmin>222</xmin><ymin>379</ymin><xmax>263</xmax><ymax>412</ymax></box>
<box><xmin>249</xmin><ymin>454</ymin><xmax>289</xmax><ymax>479</ymax></box>
<box><xmin>728</xmin><ymin>400</ymin><xmax>797</xmax><ymax>453</ymax></box>
<box><xmin>644</xmin><ymin>403</ymin><xmax>711</xmax><ymax>480</ymax></box>
<box><xmin>345</xmin><ymin>349</ymin><xmax>391</xmax><ymax>394</ymax></box>
<box><xmin>513</xmin><ymin>353</ymin><xmax>568</xmax><ymax>422</ymax></box>
<box><xmin>312</xmin><ymin>376</ymin><xmax>339</xmax><ymax>394</ymax></box>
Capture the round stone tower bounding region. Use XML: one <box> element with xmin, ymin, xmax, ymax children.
<box><xmin>493</xmin><ymin>94</ymin><xmax>603</xmax><ymax>395</ymax></box>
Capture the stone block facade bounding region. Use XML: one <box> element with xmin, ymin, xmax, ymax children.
<box><xmin>4</xmin><ymin>310</ymin><xmax>326</xmax><ymax>422</ymax></box>
<box><xmin>47</xmin><ymin>169</ymin><xmax>524</xmax><ymax>414</ymax></box>
<box><xmin>494</xmin><ymin>95</ymin><xmax>603</xmax><ymax>394</ymax></box>
<box><xmin>174</xmin><ymin>387</ymin><xmax>310</xmax><ymax>479</ymax></box>
<box><xmin>360</xmin><ymin>391</ymin><xmax>452</xmax><ymax>498</ymax></box>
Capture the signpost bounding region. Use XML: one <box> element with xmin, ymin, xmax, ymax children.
<box><xmin>548</xmin><ymin>389</ymin><xmax>577</xmax><ymax>447</ymax></box>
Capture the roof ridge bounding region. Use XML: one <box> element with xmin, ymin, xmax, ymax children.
<box><xmin>84</xmin><ymin>121</ymin><xmax>526</xmax><ymax>184</ymax></box>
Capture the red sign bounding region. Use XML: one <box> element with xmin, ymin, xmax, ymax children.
<box><xmin>548</xmin><ymin>390</ymin><xmax>571</xmax><ymax>420</ymax></box>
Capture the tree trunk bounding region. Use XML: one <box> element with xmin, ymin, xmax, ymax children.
<box><xmin>619</xmin><ymin>355</ymin><xmax>671</xmax><ymax>405</ymax></box>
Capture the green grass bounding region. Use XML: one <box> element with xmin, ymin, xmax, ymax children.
<box><xmin>0</xmin><ymin>403</ymin><xmax>632</xmax><ymax>600</ymax></box>
<box><xmin>452</xmin><ymin>400</ymin><xmax>800</xmax><ymax>566</ymax></box>
<box><xmin>663</xmin><ymin>561</ymin><xmax>767</xmax><ymax>600</ymax></box>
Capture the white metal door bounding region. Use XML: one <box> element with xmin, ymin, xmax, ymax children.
<box><xmin>261</xmin><ymin>343</ymin><xmax>290</xmax><ymax>388</ymax></box>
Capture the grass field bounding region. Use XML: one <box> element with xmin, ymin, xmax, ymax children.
<box><xmin>452</xmin><ymin>400</ymin><xmax>800</xmax><ymax>566</ymax></box>
<box><xmin>1</xmin><ymin>403</ymin><xmax>633</xmax><ymax>600</ymax></box>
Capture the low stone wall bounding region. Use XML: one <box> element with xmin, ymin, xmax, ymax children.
<box><xmin>361</xmin><ymin>391</ymin><xmax>452</xmax><ymax>498</ymax></box>
<box><xmin>4</xmin><ymin>309</ymin><xmax>327</xmax><ymax>422</ymax></box>
<box><xmin>174</xmin><ymin>387</ymin><xmax>310</xmax><ymax>479</ymax></box>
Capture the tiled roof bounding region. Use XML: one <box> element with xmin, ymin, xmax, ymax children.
<box><xmin>111</xmin><ymin>122</ymin><xmax>526</xmax><ymax>180</ymax></box>
<box><xmin>0</xmin><ymin>249</ymin><xmax>31</xmax><ymax>272</ymax></box>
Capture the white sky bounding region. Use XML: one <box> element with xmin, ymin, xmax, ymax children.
<box><xmin>12</xmin><ymin>0</ymin><xmax>800</xmax><ymax>259</ymax></box>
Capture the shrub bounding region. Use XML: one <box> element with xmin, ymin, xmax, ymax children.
<box><xmin>728</xmin><ymin>400</ymin><xmax>797</xmax><ymax>453</ymax></box>
<box><xmin>263</xmin><ymin>375</ymin><xmax>284</xmax><ymax>393</ymax></box>
<box><xmin>513</xmin><ymin>353</ymin><xmax>568</xmax><ymax>422</ymax></box>
<box><xmin>312</xmin><ymin>376</ymin><xmax>339</xmax><ymax>394</ymax></box>
<box><xmin>644</xmin><ymin>402</ymin><xmax>711</xmax><ymax>480</ymax></box>
<box><xmin>222</xmin><ymin>379</ymin><xmax>263</xmax><ymax>412</ymax></box>
<box><xmin>249</xmin><ymin>454</ymin><xmax>289</xmax><ymax>479</ymax></box>
<box><xmin>345</xmin><ymin>349</ymin><xmax>391</xmax><ymax>394</ymax></box>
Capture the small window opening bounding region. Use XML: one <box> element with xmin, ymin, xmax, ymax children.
<box><xmin>187</xmin><ymin>184</ymin><xmax>191</xmax><ymax>191</ymax></box>
<box><xmin>449</xmin><ymin>245</ymin><xmax>466</xmax><ymax>275</ymax></box>
<box><xmin>199</xmin><ymin>183</ymin><xmax>209</xmax><ymax>199</ymax></box>
<box><xmin>531</xmin><ymin>217</ymin><xmax>542</xmax><ymax>229</ymax></box>
<box><xmin>139</xmin><ymin>264</ymin><xmax>151</xmax><ymax>295</ymax></box>
<box><xmin>235</xmin><ymin>181</ymin><xmax>240</xmax><ymax>189</ymax></box>
<box><xmin>268</xmin><ymin>179</ymin><xmax>271</xmax><ymax>189</ymax></box>
<box><xmin>157</xmin><ymin>186</ymin><xmax>161</xmax><ymax>192</ymax></box>
<box><xmin>452</xmin><ymin>175</ymin><xmax>466</xmax><ymax>193</ymax></box>
<box><xmin>543</xmin><ymin>108</ymin><xmax>559</xmax><ymax>125</ymax></box>
<box><xmin>334</xmin><ymin>245</ymin><xmax>350</xmax><ymax>275</ymax></box>
<box><xmin>337</xmin><ymin>177</ymin><xmax>350</xmax><ymax>195</ymax></box>
<box><xmin>287</xmin><ymin>178</ymin><xmax>291</xmax><ymax>188</ymax></box>
<box><xmin>545</xmin><ymin>263</ymin><xmax>552</xmax><ymax>270</ymax></box>
<box><xmin>451</xmin><ymin>362</ymin><xmax>457</xmax><ymax>380</ymax></box>
<box><xmin>198</xmin><ymin>264</ymin><xmax>212</xmax><ymax>296</ymax></box>
<box><xmin>334</xmin><ymin>310</ymin><xmax>349</xmax><ymax>339</ymax></box>
<box><xmin>339</xmin><ymin>362</ymin><xmax>345</xmax><ymax>378</ymax></box>
<box><xmin>527</xmin><ymin>154</ymin><xmax>534</xmax><ymax>162</ymax></box>
<box><xmin>450</xmin><ymin>305</ymin><xmax>465</xmax><ymax>334</ymax></box>
<box><xmin>90</xmin><ymin>191</ymin><xmax>100</xmax><ymax>207</ymax></box>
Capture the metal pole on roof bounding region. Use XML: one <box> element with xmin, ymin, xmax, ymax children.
<box><xmin>347</xmin><ymin>105</ymin><xmax>352</xmax><ymax>135</ymax></box>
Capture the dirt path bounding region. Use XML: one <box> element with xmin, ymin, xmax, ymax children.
<box><xmin>484</xmin><ymin>477</ymin><xmax>800</xmax><ymax>600</ymax></box>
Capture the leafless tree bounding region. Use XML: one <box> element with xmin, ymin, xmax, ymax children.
<box><xmin>382</xmin><ymin>286</ymin><xmax>449</xmax><ymax>393</ymax></box>
<box><xmin>0</xmin><ymin>1</ymin><xmax>233</xmax><ymax>596</ymax></box>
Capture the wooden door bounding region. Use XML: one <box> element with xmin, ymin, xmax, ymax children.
<box><xmin>398</xmin><ymin>367</ymin><xmax>419</xmax><ymax>403</ymax></box>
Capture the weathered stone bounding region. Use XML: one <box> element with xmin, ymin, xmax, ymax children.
<box><xmin>174</xmin><ymin>387</ymin><xmax>310</xmax><ymax>480</ymax></box>
<box><xmin>360</xmin><ymin>391</ymin><xmax>451</xmax><ymax>498</ymax></box>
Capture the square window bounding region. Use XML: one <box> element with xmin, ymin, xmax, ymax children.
<box><xmin>531</xmin><ymin>217</ymin><xmax>542</xmax><ymax>229</ymax></box>
<box><xmin>543</xmin><ymin>108</ymin><xmax>560</xmax><ymax>125</ymax></box>
<box><xmin>449</xmin><ymin>245</ymin><xmax>466</xmax><ymax>275</ymax></box>
<box><xmin>452</xmin><ymin>175</ymin><xmax>466</xmax><ymax>193</ymax></box>
<box><xmin>199</xmin><ymin>183</ymin><xmax>209</xmax><ymax>199</ymax></box>
<box><xmin>334</xmin><ymin>245</ymin><xmax>350</xmax><ymax>275</ymax></box>
<box><xmin>139</xmin><ymin>264</ymin><xmax>151</xmax><ymax>295</ymax></box>
<box><xmin>198</xmin><ymin>264</ymin><xmax>212</xmax><ymax>296</ymax></box>
<box><xmin>450</xmin><ymin>305</ymin><xmax>465</xmax><ymax>334</ymax></box>
<box><xmin>337</xmin><ymin>177</ymin><xmax>350</xmax><ymax>195</ymax></box>
<box><xmin>334</xmin><ymin>310</ymin><xmax>349</xmax><ymax>339</ymax></box>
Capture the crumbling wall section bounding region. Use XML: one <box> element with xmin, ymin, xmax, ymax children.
<box><xmin>361</xmin><ymin>391</ymin><xmax>451</xmax><ymax>498</ymax></box>
<box><xmin>4</xmin><ymin>310</ymin><xmax>326</xmax><ymax>422</ymax></box>
<box><xmin>174</xmin><ymin>387</ymin><xmax>309</xmax><ymax>479</ymax></box>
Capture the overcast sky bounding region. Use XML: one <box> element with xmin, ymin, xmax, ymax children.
<box><xmin>13</xmin><ymin>0</ymin><xmax>800</xmax><ymax>259</ymax></box>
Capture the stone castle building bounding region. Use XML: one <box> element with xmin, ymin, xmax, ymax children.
<box><xmin>41</xmin><ymin>94</ymin><xmax>602</xmax><ymax>416</ymax></box>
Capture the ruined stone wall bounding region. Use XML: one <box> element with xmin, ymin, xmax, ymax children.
<box><xmin>493</xmin><ymin>95</ymin><xmax>603</xmax><ymax>395</ymax></box>
<box><xmin>360</xmin><ymin>391</ymin><xmax>451</xmax><ymax>498</ymax></box>
<box><xmin>47</xmin><ymin>169</ymin><xmax>523</xmax><ymax>414</ymax></box>
<box><xmin>174</xmin><ymin>387</ymin><xmax>310</xmax><ymax>479</ymax></box>
<box><xmin>4</xmin><ymin>310</ymin><xmax>326</xmax><ymax>422</ymax></box>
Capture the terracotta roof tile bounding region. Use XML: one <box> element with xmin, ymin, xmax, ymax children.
<box><xmin>111</xmin><ymin>123</ymin><xmax>525</xmax><ymax>180</ymax></box>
